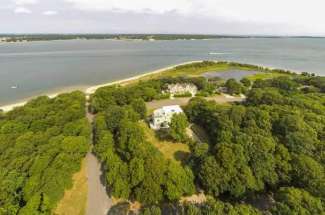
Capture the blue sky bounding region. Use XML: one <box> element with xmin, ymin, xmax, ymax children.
<box><xmin>1</xmin><ymin>0</ymin><xmax>325</xmax><ymax>35</ymax></box>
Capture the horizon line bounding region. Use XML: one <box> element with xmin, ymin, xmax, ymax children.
<box><xmin>0</xmin><ymin>33</ymin><xmax>325</xmax><ymax>38</ymax></box>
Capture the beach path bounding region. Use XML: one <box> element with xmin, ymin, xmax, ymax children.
<box><xmin>85</xmin><ymin>101</ymin><xmax>113</xmax><ymax>215</ymax></box>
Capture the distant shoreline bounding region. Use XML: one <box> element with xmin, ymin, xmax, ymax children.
<box><xmin>0</xmin><ymin>61</ymin><xmax>202</xmax><ymax>112</ymax></box>
<box><xmin>0</xmin><ymin>34</ymin><xmax>226</xmax><ymax>43</ymax></box>
<box><xmin>1</xmin><ymin>35</ymin><xmax>324</xmax><ymax>44</ymax></box>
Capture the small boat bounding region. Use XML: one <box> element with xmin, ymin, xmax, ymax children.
<box><xmin>11</xmin><ymin>85</ymin><xmax>18</xmax><ymax>89</ymax></box>
<box><xmin>209</xmin><ymin>52</ymin><xmax>226</xmax><ymax>55</ymax></box>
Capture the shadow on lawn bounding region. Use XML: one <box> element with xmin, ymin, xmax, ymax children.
<box><xmin>174</xmin><ymin>150</ymin><xmax>190</xmax><ymax>164</ymax></box>
<box><xmin>154</xmin><ymin>128</ymin><xmax>172</xmax><ymax>141</ymax></box>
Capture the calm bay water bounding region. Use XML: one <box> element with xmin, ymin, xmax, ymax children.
<box><xmin>0</xmin><ymin>38</ymin><xmax>324</xmax><ymax>105</ymax></box>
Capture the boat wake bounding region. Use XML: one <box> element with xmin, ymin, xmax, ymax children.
<box><xmin>209</xmin><ymin>52</ymin><xmax>228</xmax><ymax>55</ymax></box>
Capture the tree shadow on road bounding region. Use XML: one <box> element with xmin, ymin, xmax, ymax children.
<box><xmin>97</xmin><ymin>155</ymin><xmax>114</xmax><ymax>197</ymax></box>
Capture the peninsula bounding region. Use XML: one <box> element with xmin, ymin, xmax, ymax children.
<box><xmin>0</xmin><ymin>61</ymin><xmax>324</xmax><ymax>215</ymax></box>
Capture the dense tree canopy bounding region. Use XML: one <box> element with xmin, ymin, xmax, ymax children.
<box><xmin>92</xmin><ymin>104</ymin><xmax>195</xmax><ymax>204</ymax></box>
<box><xmin>0</xmin><ymin>92</ymin><xmax>90</xmax><ymax>215</ymax></box>
<box><xmin>271</xmin><ymin>187</ymin><xmax>324</xmax><ymax>215</ymax></box>
<box><xmin>177</xmin><ymin>198</ymin><xmax>262</xmax><ymax>215</ymax></box>
<box><xmin>92</xmin><ymin>74</ymin><xmax>325</xmax><ymax>213</ymax></box>
<box><xmin>185</xmin><ymin>76</ymin><xmax>325</xmax><ymax>213</ymax></box>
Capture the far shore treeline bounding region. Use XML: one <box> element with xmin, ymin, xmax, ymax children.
<box><xmin>0</xmin><ymin>34</ymin><xmax>233</xmax><ymax>42</ymax></box>
<box><xmin>0</xmin><ymin>61</ymin><xmax>324</xmax><ymax>214</ymax></box>
<box><xmin>1</xmin><ymin>34</ymin><xmax>322</xmax><ymax>43</ymax></box>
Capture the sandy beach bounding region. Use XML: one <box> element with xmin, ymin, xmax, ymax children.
<box><xmin>85</xmin><ymin>60</ymin><xmax>202</xmax><ymax>95</ymax></box>
<box><xmin>0</xmin><ymin>61</ymin><xmax>202</xmax><ymax>112</ymax></box>
<box><xmin>0</xmin><ymin>92</ymin><xmax>61</xmax><ymax>112</ymax></box>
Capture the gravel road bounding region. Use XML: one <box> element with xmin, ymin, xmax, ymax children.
<box><xmin>85</xmin><ymin>153</ymin><xmax>112</xmax><ymax>215</ymax></box>
<box><xmin>85</xmin><ymin>101</ymin><xmax>113</xmax><ymax>215</ymax></box>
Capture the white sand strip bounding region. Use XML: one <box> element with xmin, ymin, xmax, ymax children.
<box><xmin>0</xmin><ymin>93</ymin><xmax>60</xmax><ymax>112</ymax></box>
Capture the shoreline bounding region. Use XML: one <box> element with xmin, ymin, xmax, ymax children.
<box><xmin>0</xmin><ymin>85</ymin><xmax>89</xmax><ymax>112</ymax></box>
<box><xmin>0</xmin><ymin>60</ymin><xmax>302</xmax><ymax>113</ymax></box>
<box><xmin>0</xmin><ymin>61</ymin><xmax>202</xmax><ymax>112</ymax></box>
<box><xmin>84</xmin><ymin>60</ymin><xmax>202</xmax><ymax>95</ymax></box>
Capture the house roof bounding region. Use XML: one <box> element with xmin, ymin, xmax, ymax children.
<box><xmin>162</xmin><ymin>105</ymin><xmax>183</xmax><ymax>113</ymax></box>
<box><xmin>153</xmin><ymin>105</ymin><xmax>183</xmax><ymax>116</ymax></box>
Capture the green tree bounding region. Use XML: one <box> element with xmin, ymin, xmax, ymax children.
<box><xmin>240</xmin><ymin>77</ymin><xmax>251</xmax><ymax>87</ymax></box>
<box><xmin>135</xmin><ymin>179</ymin><xmax>163</xmax><ymax>204</ymax></box>
<box><xmin>291</xmin><ymin>154</ymin><xmax>325</xmax><ymax>197</ymax></box>
<box><xmin>199</xmin><ymin>143</ymin><xmax>257</xmax><ymax>198</ymax></box>
<box><xmin>224</xmin><ymin>78</ymin><xmax>244</xmax><ymax>95</ymax></box>
<box><xmin>169</xmin><ymin>113</ymin><xmax>189</xmax><ymax>142</ymax></box>
<box><xmin>272</xmin><ymin>187</ymin><xmax>324</xmax><ymax>215</ymax></box>
<box><xmin>131</xmin><ymin>98</ymin><xmax>147</xmax><ymax>119</ymax></box>
<box><xmin>105</xmin><ymin>155</ymin><xmax>131</xmax><ymax>199</ymax></box>
<box><xmin>93</xmin><ymin>131</ymin><xmax>114</xmax><ymax>161</ymax></box>
<box><xmin>192</xmin><ymin>142</ymin><xmax>209</xmax><ymax>158</ymax></box>
<box><xmin>164</xmin><ymin>161</ymin><xmax>195</xmax><ymax>201</ymax></box>
<box><xmin>180</xmin><ymin>197</ymin><xmax>262</xmax><ymax>215</ymax></box>
<box><xmin>129</xmin><ymin>158</ymin><xmax>145</xmax><ymax>187</ymax></box>
<box><xmin>140</xmin><ymin>205</ymin><xmax>161</xmax><ymax>215</ymax></box>
<box><xmin>134</xmin><ymin>155</ymin><xmax>166</xmax><ymax>204</ymax></box>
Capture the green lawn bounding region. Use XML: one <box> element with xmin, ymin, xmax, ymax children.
<box><xmin>139</xmin><ymin>122</ymin><xmax>190</xmax><ymax>163</ymax></box>
<box><xmin>247</xmin><ymin>72</ymin><xmax>292</xmax><ymax>81</ymax></box>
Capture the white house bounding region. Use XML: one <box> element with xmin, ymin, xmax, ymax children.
<box><xmin>150</xmin><ymin>105</ymin><xmax>183</xmax><ymax>130</ymax></box>
<box><xmin>166</xmin><ymin>83</ymin><xmax>198</xmax><ymax>97</ymax></box>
